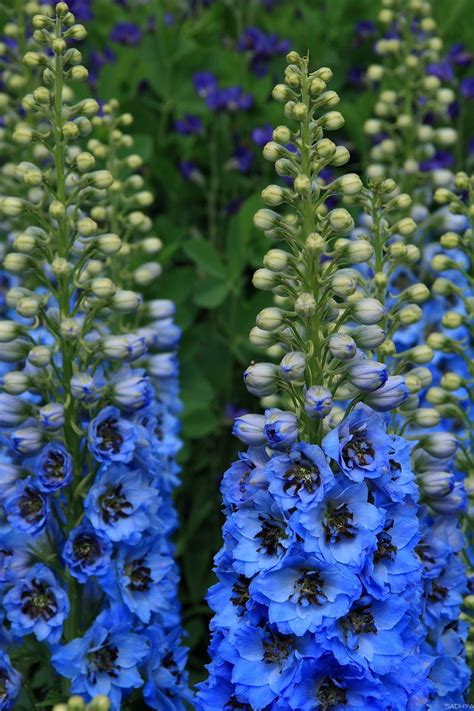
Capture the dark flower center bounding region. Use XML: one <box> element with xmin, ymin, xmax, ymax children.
<box><xmin>88</xmin><ymin>640</ymin><xmax>119</xmax><ymax>679</ymax></box>
<box><xmin>125</xmin><ymin>556</ymin><xmax>152</xmax><ymax>592</ymax></box>
<box><xmin>19</xmin><ymin>487</ymin><xmax>45</xmax><ymax>523</ymax></box>
<box><xmin>0</xmin><ymin>671</ymin><xmax>8</xmax><ymax>700</ymax></box>
<box><xmin>294</xmin><ymin>570</ymin><xmax>327</xmax><ymax>605</ymax></box>
<box><xmin>317</xmin><ymin>677</ymin><xmax>348</xmax><ymax>710</ymax></box>
<box><xmin>262</xmin><ymin>630</ymin><xmax>294</xmax><ymax>667</ymax></box>
<box><xmin>256</xmin><ymin>515</ymin><xmax>288</xmax><ymax>556</ymax></box>
<box><xmin>225</xmin><ymin>698</ymin><xmax>252</xmax><ymax>710</ymax></box>
<box><xmin>342</xmin><ymin>431</ymin><xmax>374</xmax><ymax>468</ymax></box>
<box><xmin>415</xmin><ymin>542</ymin><xmax>436</xmax><ymax>567</ymax></box>
<box><xmin>100</xmin><ymin>484</ymin><xmax>133</xmax><ymax>524</ymax></box>
<box><xmin>73</xmin><ymin>533</ymin><xmax>101</xmax><ymax>565</ymax></box>
<box><xmin>231</xmin><ymin>575</ymin><xmax>251</xmax><ymax>610</ymax></box>
<box><xmin>374</xmin><ymin>524</ymin><xmax>397</xmax><ymax>564</ymax></box>
<box><xmin>43</xmin><ymin>450</ymin><xmax>66</xmax><ymax>482</ymax></box>
<box><xmin>284</xmin><ymin>463</ymin><xmax>320</xmax><ymax>494</ymax></box>
<box><xmin>341</xmin><ymin>603</ymin><xmax>377</xmax><ymax>637</ymax></box>
<box><xmin>21</xmin><ymin>579</ymin><xmax>58</xmax><ymax>621</ymax></box>
<box><xmin>428</xmin><ymin>581</ymin><xmax>448</xmax><ymax>602</ymax></box>
<box><xmin>323</xmin><ymin>503</ymin><xmax>357</xmax><ymax>543</ymax></box>
<box><xmin>389</xmin><ymin>459</ymin><xmax>401</xmax><ymax>480</ymax></box>
<box><xmin>97</xmin><ymin>417</ymin><xmax>124</xmax><ymax>454</ymax></box>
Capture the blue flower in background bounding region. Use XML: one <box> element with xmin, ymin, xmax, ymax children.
<box><xmin>174</xmin><ymin>114</ymin><xmax>203</xmax><ymax>136</ymax></box>
<box><xmin>143</xmin><ymin>626</ymin><xmax>193</xmax><ymax>710</ymax></box>
<box><xmin>52</xmin><ymin>606</ymin><xmax>149</xmax><ymax>706</ymax></box>
<box><xmin>0</xmin><ymin>651</ymin><xmax>21</xmax><ymax>710</ymax></box>
<box><xmin>63</xmin><ymin>526</ymin><xmax>113</xmax><ymax>583</ymax></box>
<box><xmin>110</xmin><ymin>22</ymin><xmax>142</xmax><ymax>46</ymax></box>
<box><xmin>4</xmin><ymin>563</ymin><xmax>69</xmax><ymax>643</ymax></box>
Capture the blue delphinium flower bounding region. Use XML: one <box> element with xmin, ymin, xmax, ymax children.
<box><xmin>87</xmin><ymin>406</ymin><xmax>138</xmax><ymax>464</ymax></box>
<box><xmin>36</xmin><ymin>442</ymin><xmax>73</xmax><ymax>492</ymax></box>
<box><xmin>109</xmin><ymin>21</ymin><xmax>142</xmax><ymax>46</ymax></box>
<box><xmin>5</xmin><ymin>477</ymin><xmax>50</xmax><ymax>536</ymax></box>
<box><xmin>0</xmin><ymin>651</ymin><xmax>21</xmax><ymax>710</ymax></box>
<box><xmin>63</xmin><ymin>526</ymin><xmax>113</xmax><ymax>583</ymax></box>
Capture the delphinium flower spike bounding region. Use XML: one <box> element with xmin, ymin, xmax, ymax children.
<box><xmin>196</xmin><ymin>52</ymin><xmax>437</xmax><ymax>710</ymax></box>
<box><xmin>0</xmin><ymin>3</ymin><xmax>189</xmax><ymax>708</ymax></box>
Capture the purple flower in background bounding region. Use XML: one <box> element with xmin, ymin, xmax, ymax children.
<box><xmin>174</xmin><ymin>114</ymin><xmax>203</xmax><ymax>136</ymax></box>
<box><xmin>448</xmin><ymin>43</ymin><xmax>473</xmax><ymax>67</ymax></box>
<box><xmin>252</xmin><ymin>124</ymin><xmax>273</xmax><ymax>147</ymax></box>
<box><xmin>419</xmin><ymin>149</ymin><xmax>454</xmax><ymax>172</ymax></box>
<box><xmin>237</xmin><ymin>27</ymin><xmax>290</xmax><ymax>77</ymax></box>
<box><xmin>206</xmin><ymin>86</ymin><xmax>253</xmax><ymax>112</ymax></box>
<box><xmin>461</xmin><ymin>77</ymin><xmax>474</xmax><ymax>99</ymax></box>
<box><xmin>193</xmin><ymin>72</ymin><xmax>218</xmax><ymax>98</ymax></box>
<box><xmin>110</xmin><ymin>22</ymin><xmax>142</xmax><ymax>46</ymax></box>
<box><xmin>88</xmin><ymin>48</ymin><xmax>116</xmax><ymax>85</ymax></box>
<box><xmin>179</xmin><ymin>160</ymin><xmax>203</xmax><ymax>184</ymax></box>
<box><xmin>347</xmin><ymin>66</ymin><xmax>366</xmax><ymax>88</ymax></box>
<box><xmin>426</xmin><ymin>60</ymin><xmax>454</xmax><ymax>82</ymax></box>
<box><xmin>353</xmin><ymin>20</ymin><xmax>376</xmax><ymax>46</ymax></box>
<box><xmin>231</xmin><ymin>145</ymin><xmax>253</xmax><ymax>173</ymax></box>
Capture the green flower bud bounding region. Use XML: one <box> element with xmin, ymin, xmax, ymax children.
<box><xmin>411</xmin><ymin>408</ymin><xmax>441</xmax><ymax>428</ymax></box>
<box><xmin>331</xmin><ymin>272</ymin><xmax>357</xmax><ymax>297</ymax></box>
<box><xmin>262</xmin><ymin>185</ymin><xmax>286</xmax><ymax>206</ymax></box>
<box><xmin>252</xmin><ymin>269</ymin><xmax>278</xmax><ymax>291</ymax></box>
<box><xmin>88</xmin><ymin>695</ymin><xmax>110</xmax><ymax>711</ymax></box>
<box><xmin>51</xmin><ymin>257</ymin><xmax>73</xmax><ymax>276</ymax></box>
<box><xmin>13</xmin><ymin>233</ymin><xmax>36</xmax><ymax>253</ymax></box>
<box><xmin>315</xmin><ymin>138</ymin><xmax>336</xmax><ymax>159</ymax></box>
<box><xmin>2</xmin><ymin>371</ymin><xmax>30</xmax><ymax>395</ymax></box>
<box><xmin>374</xmin><ymin>272</ymin><xmax>388</xmax><ymax>289</ymax></box>
<box><xmin>87</xmin><ymin>170</ymin><xmax>113</xmax><ymax>189</ymax></box>
<box><xmin>439</xmin><ymin>232</ymin><xmax>460</xmax><ymax>249</ymax></box>
<box><xmin>404</xmin><ymin>373</ymin><xmax>422</xmax><ymax>394</ymax></box>
<box><xmin>249</xmin><ymin>326</ymin><xmax>274</xmax><ymax>348</ymax></box>
<box><xmin>133</xmin><ymin>262</ymin><xmax>162</xmax><ymax>286</ymax></box>
<box><xmin>3</xmin><ymin>253</ymin><xmax>30</xmax><ymax>273</ymax></box>
<box><xmin>440</xmin><ymin>373</ymin><xmax>462</xmax><ymax>391</ymax></box>
<box><xmin>294</xmin><ymin>175</ymin><xmax>311</xmax><ymax>195</ymax></box>
<box><xmin>364</xmin><ymin>119</ymin><xmax>382</xmax><ymax>136</ymax></box>
<box><xmin>60</xmin><ymin>318</ymin><xmax>81</xmax><ymax>339</ymax></box>
<box><xmin>405</xmin><ymin>244</ymin><xmax>420</xmax><ymax>263</ymax></box>
<box><xmin>409</xmin><ymin>367</ymin><xmax>433</xmax><ymax>389</ymax></box>
<box><xmin>263</xmin><ymin>249</ymin><xmax>289</xmax><ymax>272</ymax></box>
<box><xmin>77</xmin><ymin>217</ymin><xmax>97</xmax><ymax>237</ymax></box>
<box><xmin>16</xmin><ymin>296</ymin><xmax>41</xmax><ymax>318</ymax></box>
<box><xmin>336</xmin><ymin>173</ymin><xmax>362</xmax><ymax>196</ymax></box>
<box><xmin>395</xmin><ymin>218</ymin><xmax>417</xmax><ymax>236</ymax></box>
<box><xmin>272</xmin><ymin>125</ymin><xmax>291</xmax><ymax>143</ymax></box>
<box><xmin>295</xmin><ymin>292</ymin><xmax>316</xmax><ymax>317</ymax></box>
<box><xmin>96</xmin><ymin>233</ymin><xmax>122</xmax><ymax>255</ymax></box>
<box><xmin>410</xmin><ymin>345</ymin><xmax>434</xmax><ymax>364</ymax></box>
<box><xmin>346</xmin><ymin>240</ymin><xmax>373</xmax><ymax>263</ymax></box>
<box><xmin>0</xmin><ymin>321</ymin><xmax>21</xmax><ymax>343</ymax></box>
<box><xmin>23</xmin><ymin>50</ymin><xmax>43</xmax><ymax>67</ymax></box>
<box><xmin>351</xmin><ymin>298</ymin><xmax>384</xmax><ymax>325</ymax></box>
<box><xmin>28</xmin><ymin>345</ymin><xmax>51</xmax><ymax>367</ymax></box>
<box><xmin>62</xmin><ymin>121</ymin><xmax>79</xmax><ymax>140</ymax></box>
<box><xmin>111</xmin><ymin>290</ymin><xmax>142</xmax><ymax>313</ymax></box>
<box><xmin>49</xmin><ymin>201</ymin><xmax>66</xmax><ymax>221</ymax></box>
<box><xmin>1</xmin><ymin>197</ymin><xmax>23</xmax><ymax>217</ymax></box>
<box><xmin>435</xmin><ymin>127</ymin><xmax>457</xmax><ymax>147</ymax></box>
<box><xmin>292</xmin><ymin>102</ymin><xmax>308</xmax><ymax>121</ymax></box>
<box><xmin>141</xmin><ymin>237</ymin><xmax>162</xmax><ymax>254</ymax></box>
<box><xmin>262</xmin><ymin>141</ymin><xmax>284</xmax><ymax>162</ymax></box>
<box><xmin>53</xmin><ymin>705</ymin><xmax>68</xmax><ymax>711</ymax></box>
<box><xmin>66</xmin><ymin>24</ymin><xmax>87</xmax><ymax>40</ymax></box>
<box><xmin>315</xmin><ymin>90</ymin><xmax>339</xmax><ymax>108</ymax></box>
<box><xmin>328</xmin><ymin>208</ymin><xmax>354</xmax><ymax>234</ymax></box>
<box><xmin>442</xmin><ymin>311</ymin><xmax>463</xmax><ymax>329</ymax></box>
<box><xmin>305</xmin><ymin>233</ymin><xmax>326</xmax><ymax>255</ymax></box>
<box><xmin>314</xmin><ymin>66</ymin><xmax>333</xmax><ymax>82</ymax></box>
<box><xmin>90</xmin><ymin>278</ymin><xmax>116</xmax><ymax>298</ymax></box>
<box><xmin>272</xmin><ymin>84</ymin><xmax>292</xmax><ymax>102</ymax></box>
<box><xmin>75</xmin><ymin>151</ymin><xmax>96</xmax><ymax>172</ymax></box>
<box><xmin>256</xmin><ymin>307</ymin><xmax>284</xmax><ymax>331</ymax></box>
<box><xmin>433</xmin><ymin>188</ymin><xmax>455</xmax><ymax>205</ymax></box>
<box><xmin>319</xmin><ymin>111</ymin><xmax>344</xmax><ymax>130</ymax></box>
<box><xmin>398</xmin><ymin>304</ymin><xmax>422</xmax><ymax>325</ymax></box>
<box><xmin>309</xmin><ymin>77</ymin><xmax>326</xmax><ymax>96</ymax></box>
<box><xmin>388</xmin><ymin>243</ymin><xmax>407</xmax><ymax>260</ymax></box>
<box><xmin>80</xmin><ymin>98</ymin><xmax>100</xmax><ymax>117</ymax></box>
<box><xmin>52</xmin><ymin>38</ymin><xmax>67</xmax><ymax>54</ymax></box>
<box><xmin>69</xmin><ymin>65</ymin><xmax>88</xmax><ymax>82</ymax></box>
<box><xmin>254</xmin><ymin>209</ymin><xmax>280</xmax><ymax>231</ymax></box>
<box><xmin>67</xmin><ymin>696</ymin><xmax>85</xmax><ymax>711</ymax></box>
<box><xmin>331</xmin><ymin>146</ymin><xmax>350</xmax><ymax>166</ymax></box>
<box><xmin>12</xmin><ymin>124</ymin><xmax>34</xmax><ymax>146</ymax></box>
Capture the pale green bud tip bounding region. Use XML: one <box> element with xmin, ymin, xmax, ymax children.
<box><xmin>67</xmin><ymin>695</ymin><xmax>85</xmax><ymax>710</ymax></box>
<box><xmin>295</xmin><ymin>292</ymin><xmax>316</xmax><ymax>317</ymax></box>
<box><xmin>88</xmin><ymin>695</ymin><xmax>111</xmax><ymax>711</ymax></box>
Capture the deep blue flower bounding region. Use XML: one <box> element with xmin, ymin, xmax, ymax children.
<box><xmin>426</xmin><ymin>60</ymin><xmax>454</xmax><ymax>82</ymax></box>
<box><xmin>448</xmin><ymin>43</ymin><xmax>473</xmax><ymax>67</ymax></box>
<box><xmin>85</xmin><ymin>463</ymin><xmax>160</xmax><ymax>543</ymax></box>
<box><xmin>36</xmin><ymin>442</ymin><xmax>73</xmax><ymax>492</ymax></box>
<box><xmin>231</xmin><ymin>145</ymin><xmax>253</xmax><ymax>173</ymax></box>
<box><xmin>88</xmin><ymin>406</ymin><xmax>138</xmax><ymax>464</ymax></box>
<box><xmin>221</xmin><ymin>447</ymin><xmax>269</xmax><ymax>507</ymax></box>
<box><xmin>101</xmin><ymin>537</ymin><xmax>174</xmax><ymax>623</ymax></box>
<box><xmin>143</xmin><ymin>626</ymin><xmax>193</xmax><ymax>710</ymax></box>
<box><xmin>251</xmin><ymin>124</ymin><xmax>273</xmax><ymax>147</ymax></box>
<box><xmin>250</xmin><ymin>553</ymin><xmax>361</xmax><ymax>635</ymax></box>
<box><xmin>461</xmin><ymin>76</ymin><xmax>474</xmax><ymax>99</ymax></box>
<box><xmin>322</xmin><ymin>405</ymin><xmax>394</xmax><ymax>483</ymax></box>
<box><xmin>193</xmin><ymin>72</ymin><xmax>217</xmax><ymax>98</ymax></box>
<box><xmin>52</xmin><ymin>606</ymin><xmax>149</xmax><ymax>706</ymax></box>
<box><xmin>266</xmin><ymin>442</ymin><xmax>335</xmax><ymax>511</ymax></box>
<box><xmin>293</xmin><ymin>481</ymin><xmax>384</xmax><ymax>568</ymax></box>
<box><xmin>110</xmin><ymin>22</ymin><xmax>142</xmax><ymax>46</ymax></box>
<box><xmin>232</xmin><ymin>414</ymin><xmax>266</xmax><ymax>446</ymax></box>
<box><xmin>174</xmin><ymin>114</ymin><xmax>203</xmax><ymax>136</ymax></box>
<box><xmin>4</xmin><ymin>563</ymin><xmax>69</xmax><ymax>643</ymax></box>
<box><xmin>63</xmin><ymin>526</ymin><xmax>113</xmax><ymax>583</ymax></box>
<box><xmin>5</xmin><ymin>477</ymin><xmax>49</xmax><ymax>536</ymax></box>
<box><xmin>0</xmin><ymin>651</ymin><xmax>21</xmax><ymax>710</ymax></box>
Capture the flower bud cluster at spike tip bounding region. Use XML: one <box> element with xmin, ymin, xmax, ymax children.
<box><xmin>0</xmin><ymin>5</ymin><xmax>190</xmax><ymax>708</ymax></box>
<box><xmin>196</xmin><ymin>53</ymin><xmax>440</xmax><ymax>709</ymax></box>
<box><xmin>365</xmin><ymin>0</ymin><xmax>459</xmax><ymax>194</ymax></box>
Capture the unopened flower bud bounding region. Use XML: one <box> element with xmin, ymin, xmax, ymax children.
<box><xmin>232</xmin><ymin>414</ymin><xmax>266</xmax><ymax>446</ymax></box>
<box><xmin>411</xmin><ymin>408</ymin><xmax>441</xmax><ymax>428</ymax></box>
<box><xmin>294</xmin><ymin>174</ymin><xmax>311</xmax><ymax>195</ymax></box>
<box><xmin>254</xmin><ymin>209</ymin><xmax>280</xmax><ymax>231</ymax></box>
<box><xmin>133</xmin><ymin>262</ymin><xmax>162</xmax><ymax>286</ymax></box>
<box><xmin>305</xmin><ymin>233</ymin><xmax>326</xmax><ymax>254</ymax></box>
<box><xmin>141</xmin><ymin>237</ymin><xmax>162</xmax><ymax>254</ymax></box>
<box><xmin>292</xmin><ymin>102</ymin><xmax>308</xmax><ymax>121</ymax></box>
<box><xmin>96</xmin><ymin>233</ymin><xmax>121</xmax><ymax>255</ymax></box>
<box><xmin>279</xmin><ymin>351</ymin><xmax>306</xmax><ymax>382</ymax></box>
<box><xmin>304</xmin><ymin>386</ymin><xmax>332</xmax><ymax>419</ymax></box>
<box><xmin>4</xmin><ymin>253</ymin><xmax>30</xmax><ymax>273</ymax></box>
<box><xmin>76</xmin><ymin>152</ymin><xmax>95</xmax><ymax>172</ymax></box>
<box><xmin>319</xmin><ymin>111</ymin><xmax>344</xmax><ymax>130</ymax></box>
<box><xmin>338</xmin><ymin>173</ymin><xmax>363</xmax><ymax>196</ymax></box>
<box><xmin>1</xmin><ymin>197</ymin><xmax>23</xmax><ymax>217</ymax></box>
<box><xmin>28</xmin><ymin>345</ymin><xmax>51</xmax><ymax>367</ymax></box>
<box><xmin>244</xmin><ymin>362</ymin><xmax>278</xmax><ymax>396</ymax></box>
<box><xmin>2</xmin><ymin>371</ymin><xmax>30</xmax><ymax>395</ymax></box>
<box><xmin>272</xmin><ymin>125</ymin><xmax>291</xmax><ymax>143</ymax></box>
<box><xmin>398</xmin><ymin>304</ymin><xmax>422</xmax><ymax>325</ymax></box>
<box><xmin>295</xmin><ymin>292</ymin><xmax>316</xmax><ymax>317</ymax></box>
<box><xmin>249</xmin><ymin>327</ymin><xmax>274</xmax><ymax>348</ymax></box>
<box><xmin>351</xmin><ymin>298</ymin><xmax>384</xmax><ymax>325</ymax></box>
<box><xmin>263</xmin><ymin>249</ymin><xmax>288</xmax><ymax>272</ymax></box>
<box><xmin>256</xmin><ymin>307</ymin><xmax>284</xmax><ymax>331</ymax></box>
<box><xmin>272</xmin><ymin>84</ymin><xmax>292</xmax><ymax>102</ymax></box>
<box><xmin>111</xmin><ymin>290</ymin><xmax>142</xmax><ymax>313</ymax></box>
<box><xmin>49</xmin><ymin>201</ymin><xmax>66</xmax><ymax>221</ymax></box>
<box><xmin>346</xmin><ymin>240</ymin><xmax>373</xmax><ymax>263</ymax></box>
<box><xmin>253</xmin><ymin>269</ymin><xmax>278</xmax><ymax>291</ymax></box>
<box><xmin>262</xmin><ymin>185</ymin><xmax>286</xmax><ymax>206</ymax></box>
<box><xmin>13</xmin><ymin>125</ymin><xmax>34</xmax><ymax>145</ymax></box>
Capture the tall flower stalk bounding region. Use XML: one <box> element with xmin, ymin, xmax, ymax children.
<box><xmin>195</xmin><ymin>51</ymin><xmax>468</xmax><ymax>709</ymax></box>
<box><xmin>0</xmin><ymin>3</ymin><xmax>189</xmax><ymax>708</ymax></box>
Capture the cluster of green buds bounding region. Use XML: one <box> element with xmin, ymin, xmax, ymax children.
<box><xmin>364</xmin><ymin>0</ymin><xmax>456</xmax><ymax>192</ymax></box>
<box><xmin>427</xmin><ymin>172</ymin><xmax>474</xmax><ymax>481</ymax></box>
<box><xmin>84</xmin><ymin>99</ymin><xmax>164</xmax><ymax>292</ymax></box>
<box><xmin>249</xmin><ymin>51</ymin><xmax>417</xmax><ymax>444</ymax></box>
<box><xmin>53</xmin><ymin>695</ymin><xmax>110</xmax><ymax>711</ymax></box>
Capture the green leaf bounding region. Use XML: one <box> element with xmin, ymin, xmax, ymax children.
<box><xmin>193</xmin><ymin>277</ymin><xmax>230</xmax><ymax>308</ymax></box>
<box><xmin>183</xmin><ymin>238</ymin><xmax>226</xmax><ymax>279</ymax></box>
<box><xmin>182</xmin><ymin>408</ymin><xmax>220</xmax><ymax>438</ymax></box>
